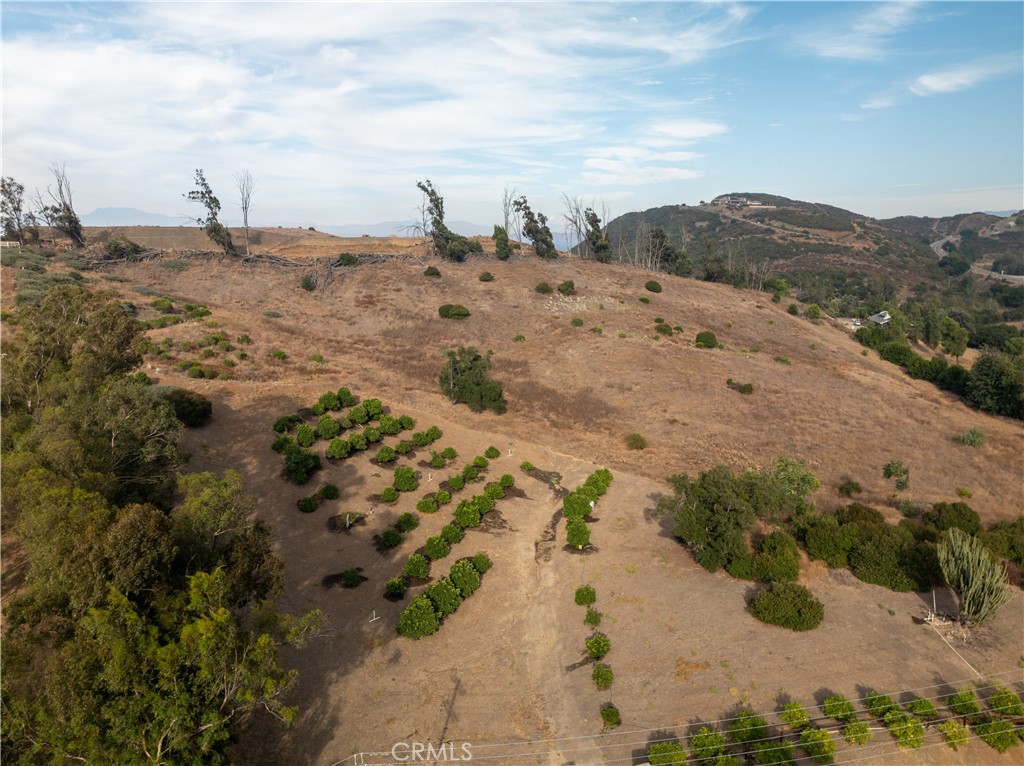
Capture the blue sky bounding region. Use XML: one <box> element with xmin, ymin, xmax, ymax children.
<box><xmin>2</xmin><ymin>2</ymin><xmax>1021</xmax><ymax>229</ymax></box>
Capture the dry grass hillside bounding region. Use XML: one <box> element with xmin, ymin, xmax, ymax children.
<box><xmin>6</xmin><ymin>233</ymin><xmax>1024</xmax><ymax>765</ymax></box>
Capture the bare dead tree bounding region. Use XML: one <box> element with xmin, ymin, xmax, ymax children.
<box><xmin>28</xmin><ymin>188</ymin><xmax>57</xmax><ymax>246</ymax></box>
<box><xmin>632</xmin><ymin>219</ymin><xmax>652</xmax><ymax>270</ymax></box>
<box><xmin>561</xmin><ymin>193</ymin><xmax>589</xmax><ymax>258</ymax></box>
<box><xmin>233</xmin><ymin>169</ymin><xmax>256</xmax><ymax>257</ymax></box>
<box><xmin>44</xmin><ymin>163</ymin><xmax>85</xmax><ymax>246</ymax></box>
<box><xmin>502</xmin><ymin>185</ymin><xmax>520</xmax><ymax>243</ymax></box>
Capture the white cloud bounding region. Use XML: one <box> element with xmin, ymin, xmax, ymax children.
<box><xmin>801</xmin><ymin>2</ymin><xmax>920</xmax><ymax>60</ymax></box>
<box><xmin>910</xmin><ymin>54</ymin><xmax>1022</xmax><ymax>96</ymax></box>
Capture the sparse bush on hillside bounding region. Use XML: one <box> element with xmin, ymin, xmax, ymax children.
<box><xmin>493</xmin><ymin>225</ymin><xmax>512</xmax><ymax>261</ymax></box>
<box><xmin>438</xmin><ymin>303</ymin><xmax>470</xmax><ymax>319</ymax></box>
<box><xmin>557</xmin><ymin>280</ymin><xmax>575</xmax><ymax>295</ymax></box>
<box><xmin>105</xmin><ymin>235</ymin><xmax>145</xmax><ymax>259</ymax></box>
<box><xmin>645</xmin><ymin>280</ymin><xmax>662</xmax><ymax>293</ymax></box>
<box><xmin>423</xmin><ymin>265</ymin><xmax>441</xmax><ymax>277</ymax></box>
<box><xmin>957</xmin><ymin>427</ymin><xmax>986</xmax><ymax>447</ymax></box>
<box><xmin>695</xmin><ymin>330</ymin><xmax>719</xmax><ymax>348</ymax></box>
<box><xmin>625</xmin><ymin>432</ymin><xmax>647</xmax><ymax>450</ymax></box>
<box><xmin>439</xmin><ymin>346</ymin><xmax>506</xmax><ymax>414</ymax></box>
<box><xmin>479</xmin><ymin>271</ymin><xmax>494</xmax><ymax>282</ymax></box>
<box><xmin>787</xmin><ymin>303</ymin><xmax>799</xmax><ymax>315</ymax></box>
<box><xmin>535</xmin><ymin>282</ymin><xmax>553</xmax><ymax>294</ymax></box>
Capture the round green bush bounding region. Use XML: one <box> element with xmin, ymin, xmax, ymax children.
<box><xmin>584</xmin><ymin>608</ymin><xmax>602</xmax><ymax>627</ymax></box>
<box><xmin>416</xmin><ymin>497</ymin><xmax>438</xmax><ymax>514</ymax></box>
<box><xmin>339</xmin><ymin>568</ymin><xmax>364</xmax><ymax>588</ymax></box>
<box><xmin>380</xmin><ymin>486</ymin><xmax>399</xmax><ymax>502</ymax></box>
<box><xmin>438</xmin><ymin>303</ymin><xmax>470</xmax><ymax>319</ymax></box>
<box><xmin>449</xmin><ymin>559</ymin><xmax>481</xmax><ymax>597</ymax></box>
<box><xmin>600</xmin><ymin>703</ymin><xmax>621</xmax><ymax>728</ymax></box>
<box><xmin>315</xmin><ymin>414</ymin><xmax>340</xmax><ymax>440</ymax></box>
<box><xmin>592</xmin><ymin>662</ymin><xmax>613</xmax><ymax>689</ymax></box>
<box><xmin>423</xmin><ymin>265</ymin><xmax>441</xmax><ymax>277</ymax></box>
<box><xmin>575</xmin><ymin>585</ymin><xmax>597</xmax><ymax>605</ymax></box>
<box><xmin>645</xmin><ymin>280</ymin><xmax>662</xmax><ymax>293</ymax></box>
<box><xmin>429</xmin><ymin>453</ymin><xmax>446</xmax><ymax>469</ymax></box>
<box><xmin>557</xmin><ymin>280</ymin><xmax>575</xmax><ymax>295</ymax></box>
<box><xmin>472</xmin><ymin>455</ymin><xmax>489</xmax><ymax>469</ymax></box>
<box><xmin>297</xmin><ymin>496</ymin><xmax>318</xmax><ymax>513</ymax></box>
<box><xmin>499</xmin><ymin>473</ymin><xmax>515</xmax><ymax>489</ymax></box>
<box><xmin>787</xmin><ymin>303</ymin><xmax>799</xmax><ymax>315</ymax></box>
<box><xmin>394</xmin><ymin>466</ymin><xmax>418</xmax><ymax>492</ymax></box>
<box><xmin>695</xmin><ymin>330</ymin><xmax>718</xmax><ymax>348</ymax></box>
<box><xmin>395</xmin><ymin>440</ymin><xmax>413</xmax><ymax>455</ymax></box>
<box><xmin>441</xmin><ymin>523</ymin><xmax>465</xmax><ymax>545</ymax></box>
<box><xmin>441</xmin><ymin>446</ymin><xmax>458</xmax><ymax>460</ymax></box>
<box><xmin>535</xmin><ymin>282</ymin><xmax>553</xmax><ymax>294</ymax></box>
<box><xmin>571</xmin><ymin>316</ymin><xmax>584</xmax><ymax>327</ymax></box>
<box><xmin>318</xmin><ymin>483</ymin><xmax>340</xmax><ymax>500</ymax></box>
<box><xmin>425</xmin><ymin>577</ymin><xmax>463</xmax><ymax>618</ymax></box>
<box><xmin>384</xmin><ymin>577</ymin><xmax>407</xmax><ymax>600</ymax></box>
<box><xmin>396</xmin><ymin>595</ymin><xmax>439</xmax><ymax>638</ymax></box>
<box><xmin>379</xmin><ymin>529</ymin><xmax>403</xmax><ymax>548</ymax></box>
<box><xmin>424</xmin><ymin>535</ymin><xmax>451</xmax><ymax>561</ymax></box>
<box><xmin>625</xmin><ymin>432</ymin><xmax>647</xmax><ymax>450</ymax></box>
<box><xmin>479</xmin><ymin>271</ymin><xmax>494</xmax><ymax>282</ymax></box>
<box><xmin>655</xmin><ymin>323</ymin><xmax>673</xmax><ymax>336</ymax></box>
<box><xmin>403</xmin><ymin>553</ymin><xmax>429</xmax><ymax>580</ymax></box>
<box><xmin>375</xmin><ymin>445</ymin><xmax>397</xmax><ymax>464</ymax></box>
<box><xmin>448</xmin><ymin>474</ymin><xmax>465</xmax><ymax>492</ymax></box>
<box><xmin>395</xmin><ymin>512</ymin><xmax>420</xmax><ymax>533</ymax></box>
<box><xmin>746</xmin><ymin>583</ymin><xmax>824</xmax><ymax>631</ymax></box>
<box><xmin>326</xmin><ymin>437</ymin><xmax>352</xmax><ymax>460</ymax></box>
<box><xmin>454</xmin><ymin>501</ymin><xmax>481</xmax><ymax>529</ymax></box>
<box><xmin>646</xmin><ymin>741</ymin><xmax>685</xmax><ymax>765</ymax></box>
<box><xmin>472</xmin><ymin>552</ymin><xmax>493</xmax><ymax>574</ymax></box>
<box><xmin>484</xmin><ymin>445</ymin><xmax>501</xmax><ymax>459</ymax></box>
<box><xmin>435</xmin><ymin>490</ymin><xmax>451</xmax><ymax>506</ymax></box>
<box><xmin>585</xmin><ymin>633</ymin><xmax>611</xmax><ymax>659</ymax></box>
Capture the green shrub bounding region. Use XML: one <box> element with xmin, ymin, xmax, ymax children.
<box><xmin>585</xmin><ymin>633</ymin><xmax>610</xmax><ymax>659</ymax></box>
<box><xmin>384</xmin><ymin>577</ymin><xmax>407</xmax><ymax>600</ymax></box>
<box><xmin>105</xmin><ymin>234</ymin><xmax>145</xmax><ymax>259</ymax></box>
<box><xmin>655</xmin><ymin>323</ymin><xmax>673</xmax><ymax>336</ymax></box>
<box><xmin>438</xmin><ymin>303</ymin><xmax>470</xmax><ymax>319</ymax></box>
<box><xmin>403</xmin><ymin>554</ymin><xmax>429</xmax><ymax>580</ymax></box>
<box><xmin>520</xmin><ymin>461</ymin><xmax>535</xmax><ymax>472</ymax></box>
<box><xmin>424</xmin><ymin>536</ymin><xmax>451</xmax><ymax>561</ymax></box>
<box><xmin>787</xmin><ymin>303</ymin><xmax>799</xmax><ymax>315</ymax></box>
<box><xmin>946</xmin><ymin>685</ymin><xmax>981</xmax><ymax>718</ymax></box>
<box><xmin>424</xmin><ymin>265</ymin><xmax>441</xmax><ymax>277</ymax></box>
<box><xmin>822</xmin><ymin>694</ymin><xmax>857</xmax><ymax>723</ymax></box>
<box><xmin>557</xmin><ymin>280</ymin><xmax>575</xmax><ymax>295</ymax></box>
<box><xmin>283</xmin><ymin>446</ymin><xmax>321</xmax><ymax>484</ymax></box>
<box><xmin>151</xmin><ymin>297</ymin><xmax>174</xmax><ymax>313</ymax></box>
<box><xmin>434</xmin><ymin>489</ymin><xmax>451</xmax><ymax>506</ymax></box>
<box><xmin>639</xmin><ymin>296</ymin><xmax>650</xmax><ymax>304</ymax></box>
<box><xmin>297</xmin><ymin>496</ymin><xmax>318</xmax><ymax>513</ymax></box>
<box><xmin>393</xmin><ymin>466</ymin><xmax>418</xmax><ymax>492</ymax></box>
<box><xmin>905</xmin><ymin>696</ymin><xmax>938</xmax><ymax>719</ymax></box>
<box><xmin>379</xmin><ymin>529</ymin><xmax>403</xmax><ymax>549</ymax></box>
<box><xmin>378</xmin><ymin>415</ymin><xmax>402</xmax><ymax>435</ymax></box>
<box><xmin>483</xmin><ymin>445</ymin><xmax>501</xmax><ymax>459</ymax></box>
<box><xmin>269</xmin><ymin>348</ymin><xmax>287</xmax><ymax>360</ymax></box>
<box><xmin>479</xmin><ymin>271</ymin><xmax>494</xmax><ymax>282</ymax></box>
<box><xmin>318</xmin><ymin>484</ymin><xmax>340</xmax><ymax>500</ymax></box>
<box><xmin>625</xmin><ymin>432</ymin><xmax>646</xmax><ymax>450</ymax></box>
<box><xmin>591</xmin><ymin>662</ymin><xmax>613</xmax><ymax>689</ymax></box>
<box><xmin>837</xmin><ymin>479</ymin><xmax>862</xmax><ymax>497</ymax></box>
<box><xmin>805</xmin><ymin>304</ymin><xmax>821</xmax><ymax>320</ymax></box>
<box><xmin>695</xmin><ymin>330</ymin><xmax>718</xmax><ymax>348</ymax></box>
<box><xmin>294</xmin><ymin>423</ymin><xmax>315</xmax><ymax>447</ymax></box>
<box><xmin>575</xmin><ymin>585</ymin><xmax>597</xmax><ymax>606</ymax></box>
<box><xmin>746</xmin><ymin>583</ymin><xmax>823</xmax><ymax>631</ymax></box>
<box><xmin>440</xmin><ymin>523</ymin><xmax>464</xmax><ymax>545</ymax></box>
<box><xmin>842</xmin><ymin>721</ymin><xmax>870</xmax><ymax>745</ymax></box>
<box><xmin>461</xmin><ymin>465</ymin><xmax>479</xmax><ymax>482</ymax></box>
<box><xmin>300</xmin><ymin>274</ymin><xmax>315</xmax><ymax>291</ymax></box>
<box><xmin>449</xmin><ymin>559</ymin><xmax>481</xmax><ymax>597</ymax></box>
<box><xmin>956</xmin><ymin>427</ymin><xmax>985</xmax><ymax>447</ymax></box>
<box><xmin>570</xmin><ymin>316</ymin><xmax>584</xmax><ymax>327</ymax></box>
<box><xmin>600</xmin><ymin>703</ymin><xmax>621</xmax><ymax>728</ymax></box>
<box><xmin>339</xmin><ymin>568</ymin><xmax>364</xmax><ymax>588</ymax></box>
<box><xmin>271</xmin><ymin>435</ymin><xmax>295</xmax><ymax>454</ymax></box>
<box><xmin>752</xmin><ymin>739</ymin><xmax>796</xmax><ymax>766</ymax></box>
<box><xmin>973</xmin><ymin>717</ymin><xmax>1018</xmax><ymax>752</ymax></box>
<box><xmin>884</xmin><ymin>710</ymin><xmax>924</xmax><ymax>749</ymax></box>
<box><xmin>498</xmin><ymin>473</ymin><xmax>515</xmax><ymax>489</ymax></box>
<box><xmin>395</xmin><ymin>513</ymin><xmax>420</xmax><ymax>533</ymax></box>
<box><xmin>799</xmin><ymin>728</ymin><xmax>836</xmax><ymax>764</ymax></box>
<box><xmin>938</xmin><ymin>719</ymin><xmax>970</xmax><ymax>749</ymax></box>
<box><xmin>162</xmin><ymin>388</ymin><xmax>213</xmax><ymax>427</ymax></box>
<box><xmin>780</xmin><ymin>701</ymin><xmax>810</xmax><ymax>731</ymax></box>
<box><xmin>727</xmin><ymin>708</ymin><xmax>768</xmax><ymax>745</ymax></box>
<box><xmin>726</xmin><ymin>379</ymin><xmax>754</xmax><ymax>395</ymax></box>
<box><xmin>646</xmin><ymin>741</ymin><xmax>686</xmax><ymax>766</ymax></box>
<box><xmin>395</xmin><ymin>440</ymin><xmax>413</xmax><ymax>456</ymax></box>
<box><xmin>566</xmin><ymin>517</ymin><xmax>590</xmax><ymax>549</ymax></box>
<box><xmin>454</xmin><ymin>501</ymin><xmax>481</xmax><ymax>528</ymax></box>
<box><xmin>535</xmin><ymin>282</ymin><xmax>553</xmax><ymax>294</ymax></box>
<box><xmin>753</xmin><ymin>531</ymin><xmax>801</xmax><ymax>582</ymax></box>
<box><xmin>689</xmin><ymin>726</ymin><xmax>728</xmax><ymax>761</ymax></box>
<box><xmin>315</xmin><ymin>415</ymin><xmax>340</xmax><ymax>440</ymax></box>
<box><xmin>375</xmin><ymin>445</ymin><xmax>397</xmax><ymax>464</ymax></box>
<box><xmin>416</xmin><ymin>497</ymin><xmax>438</xmax><ymax>514</ymax></box>
<box><xmin>987</xmin><ymin>685</ymin><xmax>1024</xmax><ymax>717</ymax></box>
<box><xmin>864</xmin><ymin>691</ymin><xmax>899</xmax><ymax>719</ymax></box>
<box><xmin>471</xmin><ymin>552</ymin><xmax>492</xmax><ymax>574</ymax></box>
<box><xmin>380</xmin><ymin>486</ymin><xmax>398</xmax><ymax>503</ymax></box>
<box><xmin>484</xmin><ymin>482</ymin><xmax>505</xmax><ymax>501</ymax></box>
<box><xmin>448</xmin><ymin>474</ymin><xmax>465</xmax><ymax>492</ymax></box>
<box><xmin>428</xmin><ymin>452</ymin><xmax>445</xmax><ymax>469</ymax></box>
<box><xmin>472</xmin><ymin>455</ymin><xmax>489</xmax><ymax>469</ymax></box>
<box><xmin>922</xmin><ymin>502</ymin><xmax>981</xmax><ymax>535</ymax></box>
<box><xmin>584</xmin><ymin>608</ymin><xmax>601</xmax><ymax>627</ymax></box>
<box><xmin>326</xmin><ymin>437</ymin><xmax>352</xmax><ymax>459</ymax></box>
<box><xmin>645</xmin><ymin>279</ymin><xmax>663</xmax><ymax>293</ymax></box>
<box><xmin>396</xmin><ymin>595</ymin><xmax>439</xmax><ymax>638</ymax></box>
<box><xmin>425</xmin><ymin>577</ymin><xmax>462</xmax><ymax>618</ymax></box>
